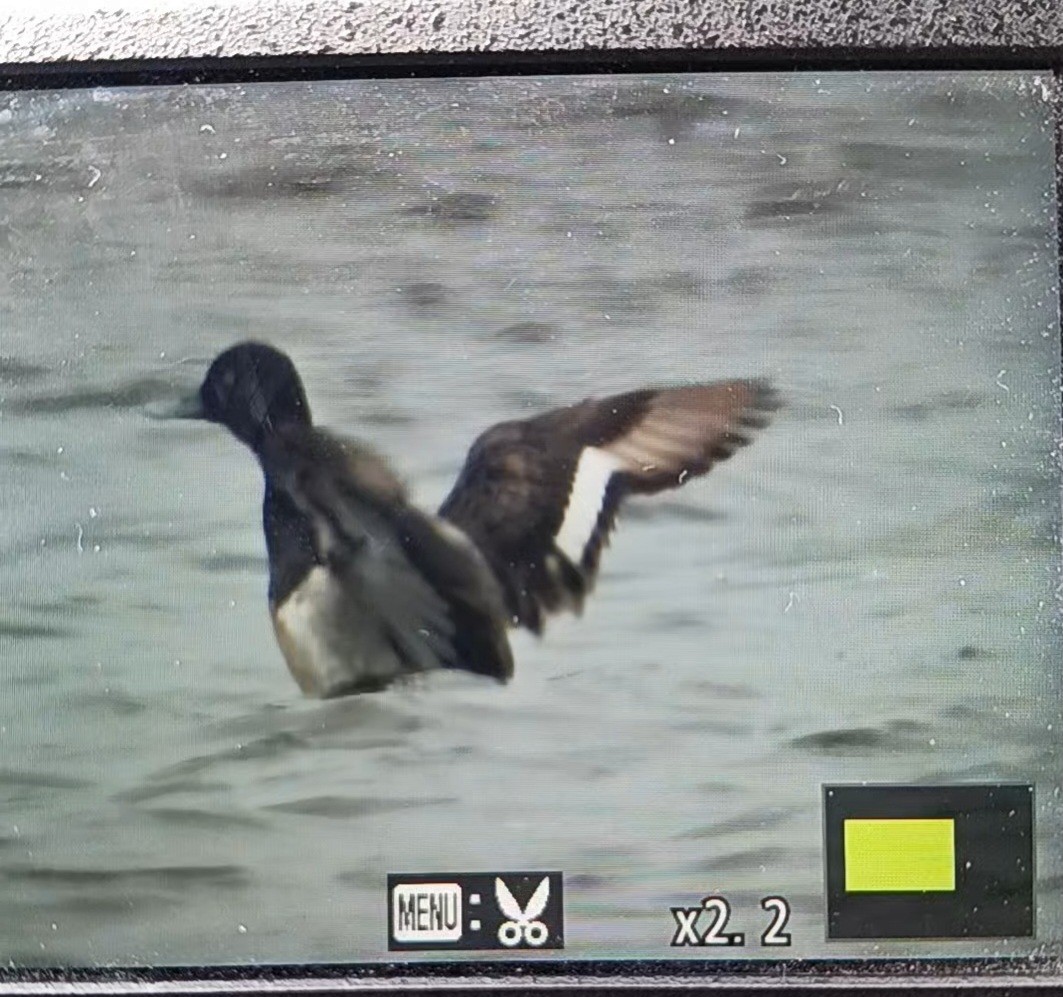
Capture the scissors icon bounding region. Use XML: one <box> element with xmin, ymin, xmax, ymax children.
<box><xmin>495</xmin><ymin>876</ymin><xmax>550</xmax><ymax>947</ymax></box>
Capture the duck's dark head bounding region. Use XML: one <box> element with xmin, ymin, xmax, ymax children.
<box><xmin>176</xmin><ymin>342</ymin><xmax>312</xmax><ymax>451</ymax></box>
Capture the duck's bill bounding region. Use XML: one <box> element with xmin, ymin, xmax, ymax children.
<box><xmin>144</xmin><ymin>392</ymin><xmax>206</xmax><ymax>420</ymax></box>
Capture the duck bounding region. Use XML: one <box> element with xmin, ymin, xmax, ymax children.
<box><xmin>169</xmin><ymin>341</ymin><xmax>777</xmax><ymax>698</ymax></box>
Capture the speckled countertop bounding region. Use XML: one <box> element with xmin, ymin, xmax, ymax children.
<box><xmin>0</xmin><ymin>0</ymin><xmax>1060</xmax><ymax>65</ymax></box>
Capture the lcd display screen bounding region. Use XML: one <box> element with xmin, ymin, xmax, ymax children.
<box><xmin>0</xmin><ymin>69</ymin><xmax>1059</xmax><ymax>969</ymax></box>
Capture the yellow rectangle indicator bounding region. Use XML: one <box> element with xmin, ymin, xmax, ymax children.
<box><xmin>844</xmin><ymin>818</ymin><xmax>956</xmax><ymax>892</ymax></box>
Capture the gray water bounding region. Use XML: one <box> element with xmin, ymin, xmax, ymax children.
<box><xmin>0</xmin><ymin>71</ymin><xmax>1060</xmax><ymax>967</ymax></box>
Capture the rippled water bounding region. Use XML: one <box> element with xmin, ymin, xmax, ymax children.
<box><xmin>0</xmin><ymin>71</ymin><xmax>1060</xmax><ymax>967</ymax></box>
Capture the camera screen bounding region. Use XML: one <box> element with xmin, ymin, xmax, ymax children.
<box><xmin>0</xmin><ymin>69</ymin><xmax>1059</xmax><ymax>969</ymax></box>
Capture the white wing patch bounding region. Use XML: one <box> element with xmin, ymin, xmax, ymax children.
<box><xmin>554</xmin><ymin>446</ymin><xmax>625</xmax><ymax>566</ymax></box>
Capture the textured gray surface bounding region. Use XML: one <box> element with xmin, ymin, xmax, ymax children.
<box><xmin>0</xmin><ymin>0</ymin><xmax>1060</xmax><ymax>65</ymax></box>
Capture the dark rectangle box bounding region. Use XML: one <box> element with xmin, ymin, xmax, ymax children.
<box><xmin>824</xmin><ymin>784</ymin><xmax>1035</xmax><ymax>940</ymax></box>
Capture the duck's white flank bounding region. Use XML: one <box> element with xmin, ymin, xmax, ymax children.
<box><xmin>273</xmin><ymin>566</ymin><xmax>349</xmax><ymax>696</ymax></box>
<box><xmin>554</xmin><ymin>446</ymin><xmax>625</xmax><ymax>566</ymax></box>
<box><xmin>272</xmin><ymin>565</ymin><xmax>409</xmax><ymax>696</ymax></box>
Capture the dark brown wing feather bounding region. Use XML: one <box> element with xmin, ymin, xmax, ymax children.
<box><xmin>439</xmin><ymin>380</ymin><xmax>778</xmax><ymax>634</ymax></box>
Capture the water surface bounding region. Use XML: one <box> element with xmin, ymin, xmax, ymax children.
<box><xmin>0</xmin><ymin>71</ymin><xmax>1059</xmax><ymax>965</ymax></box>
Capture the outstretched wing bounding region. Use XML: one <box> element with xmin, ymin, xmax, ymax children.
<box><xmin>440</xmin><ymin>380</ymin><xmax>778</xmax><ymax>633</ymax></box>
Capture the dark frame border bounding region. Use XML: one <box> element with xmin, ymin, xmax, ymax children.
<box><xmin>0</xmin><ymin>5</ymin><xmax>1059</xmax><ymax>992</ymax></box>
<box><xmin>0</xmin><ymin>46</ymin><xmax>1061</xmax><ymax>90</ymax></box>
